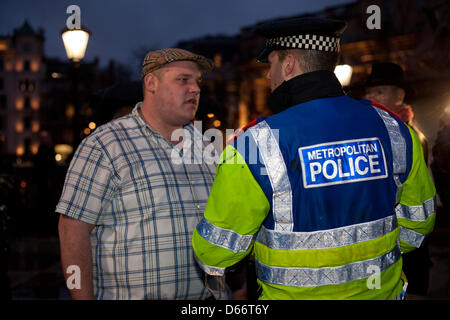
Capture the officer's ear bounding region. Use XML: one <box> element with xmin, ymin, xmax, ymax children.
<box><xmin>281</xmin><ymin>53</ymin><xmax>298</xmax><ymax>80</ymax></box>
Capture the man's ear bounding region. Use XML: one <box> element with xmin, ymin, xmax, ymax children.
<box><xmin>283</xmin><ymin>54</ymin><xmax>296</xmax><ymax>78</ymax></box>
<box><xmin>143</xmin><ymin>73</ymin><xmax>157</xmax><ymax>94</ymax></box>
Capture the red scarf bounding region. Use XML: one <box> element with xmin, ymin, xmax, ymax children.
<box><xmin>397</xmin><ymin>105</ymin><xmax>414</xmax><ymax>122</ymax></box>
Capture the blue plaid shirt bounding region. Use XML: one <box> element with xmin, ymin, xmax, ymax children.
<box><xmin>56</xmin><ymin>103</ymin><xmax>216</xmax><ymax>299</ymax></box>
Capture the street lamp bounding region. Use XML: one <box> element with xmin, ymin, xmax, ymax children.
<box><xmin>61</xmin><ymin>26</ymin><xmax>90</xmax><ymax>149</ymax></box>
<box><xmin>61</xmin><ymin>27</ymin><xmax>90</xmax><ymax>62</ymax></box>
<box><xmin>334</xmin><ymin>64</ymin><xmax>353</xmax><ymax>87</ymax></box>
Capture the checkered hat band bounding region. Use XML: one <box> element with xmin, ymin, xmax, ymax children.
<box><xmin>268</xmin><ymin>34</ymin><xmax>339</xmax><ymax>52</ymax></box>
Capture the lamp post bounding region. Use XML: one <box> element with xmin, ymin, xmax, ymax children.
<box><xmin>334</xmin><ymin>64</ymin><xmax>353</xmax><ymax>87</ymax></box>
<box><xmin>62</xmin><ymin>28</ymin><xmax>90</xmax><ymax>62</ymax></box>
<box><xmin>61</xmin><ymin>26</ymin><xmax>90</xmax><ymax>149</ymax></box>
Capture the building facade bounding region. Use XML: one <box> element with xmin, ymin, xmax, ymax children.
<box><xmin>0</xmin><ymin>21</ymin><xmax>45</xmax><ymax>160</ymax></box>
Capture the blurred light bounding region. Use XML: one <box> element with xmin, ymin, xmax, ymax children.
<box><xmin>20</xmin><ymin>180</ymin><xmax>27</xmax><ymax>189</ymax></box>
<box><xmin>55</xmin><ymin>154</ymin><xmax>62</xmax><ymax>162</ymax></box>
<box><xmin>66</xmin><ymin>104</ymin><xmax>75</xmax><ymax>119</ymax></box>
<box><xmin>0</xmin><ymin>42</ymin><xmax>7</xmax><ymax>51</ymax></box>
<box><xmin>54</xmin><ymin>144</ymin><xmax>73</xmax><ymax>156</ymax></box>
<box><xmin>31</xmin><ymin>121</ymin><xmax>40</xmax><ymax>133</ymax></box>
<box><xmin>445</xmin><ymin>105</ymin><xmax>450</xmax><ymax>115</ymax></box>
<box><xmin>16</xmin><ymin>60</ymin><xmax>23</xmax><ymax>72</ymax></box>
<box><xmin>239</xmin><ymin>102</ymin><xmax>248</xmax><ymax>128</ymax></box>
<box><xmin>51</xmin><ymin>72</ymin><xmax>63</xmax><ymax>79</ymax></box>
<box><xmin>31</xmin><ymin>97</ymin><xmax>39</xmax><ymax>110</ymax></box>
<box><xmin>207</xmin><ymin>113</ymin><xmax>215</xmax><ymax>119</ymax></box>
<box><xmin>15</xmin><ymin>122</ymin><xmax>24</xmax><ymax>133</ymax></box>
<box><xmin>88</xmin><ymin>122</ymin><xmax>96</xmax><ymax>130</ymax></box>
<box><xmin>214</xmin><ymin>54</ymin><xmax>222</xmax><ymax>68</ymax></box>
<box><xmin>213</xmin><ymin>120</ymin><xmax>221</xmax><ymax>128</ymax></box>
<box><xmin>5</xmin><ymin>60</ymin><xmax>13</xmax><ymax>72</ymax></box>
<box><xmin>31</xmin><ymin>143</ymin><xmax>39</xmax><ymax>155</ymax></box>
<box><xmin>15</xmin><ymin>98</ymin><xmax>24</xmax><ymax>110</ymax></box>
<box><xmin>334</xmin><ymin>64</ymin><xmax>353</xmax><ymax>87</ymax></box>
<box><xmin>16</xmin><ymin>145</ymin><xmax>25</xmax><ymax>156</ymax></box>
<box><xmin>62</xmin><ymin>28</ymin><xmax>90</xmax><ymax>62</ymax></box>
<box><xmin>84</xmin><ymin>128</ymin><xmax>91</xmax><ymax>135</ymax></box>
<box><xmin>31</xmin><ymin>60</ymin><xmax>39</xmax><ymax>72</ymax></box>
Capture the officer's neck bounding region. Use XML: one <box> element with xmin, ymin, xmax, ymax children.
<box><xmin>267</xmin><ymin>70</ymin><xmax>345</xmax><ymax>115</ymax></box>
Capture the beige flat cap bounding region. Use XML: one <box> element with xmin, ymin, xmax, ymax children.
<box><xmin>141</xmin><ymin>48</ymin><xmax>214</xmax><ymax>79</ymax></box>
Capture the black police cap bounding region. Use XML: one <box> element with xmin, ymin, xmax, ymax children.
<box><xmin>253</xmin><ymin>17</ymin><xmax>347</xmax><ymax>62</ymax></box>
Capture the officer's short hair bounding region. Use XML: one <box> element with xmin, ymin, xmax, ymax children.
<box><xmin>277</xmin><ymin>49</ymin><xmax>339</xmax><ymax>73</ymax></box>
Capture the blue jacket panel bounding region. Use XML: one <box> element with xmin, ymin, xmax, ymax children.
<box><xmin>235</xmin><ymin>96</ymin><xmax>413</xmax><ymax>232</ymax></box>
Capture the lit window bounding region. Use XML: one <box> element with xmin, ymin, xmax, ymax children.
<box><xmin>214</xmin><ymin>54</ymin><xmax>222</xmax><ymax>68</ymax></box>
<box><xmin>15</xmin><ymin>98</ymin><xmax>24</xmax><ymax>110</ymax></box>
<box><xmin>16</xmin><ymin>60</ymin><xmax>23</xmax><ymax>72</ymax></box>
<box><xmin>31</xmin><ymin>60</ymin><xmax>39</xmax><ymax>72</ymax></box>
<box><xmin>16</xmin><ymin>145</ymin><xmax>25</xmax><ymax>156</ymax></box>
<box><xmin>31</xmin><ymin>97</ymin><xmax>39</xmax><ymax>110</ymax></box>
<box><xmin>15</xmin><ymin>121</ymin><xmax>24</xmax><ymax>133</ymax></box>
<box><xmin>31</xmin><ymin>121</ymin><xmax>39</xmax><ymax>132</ymax></box>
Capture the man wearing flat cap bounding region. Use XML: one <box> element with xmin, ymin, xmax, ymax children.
<box><xmin>193</xmin><ymin>17</ymin><xmax>436</xmax><ymax>300</ymax></box>
<box><xmin>57</xmin><ymin>48</ymin><xmax>223</xmax><ymax>299</ymax></box>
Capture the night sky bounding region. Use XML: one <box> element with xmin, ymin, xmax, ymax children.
<box><xmin>0</xmin><ymin>0</ymin><xmax>349</xmax><ymax>77</ymax></box>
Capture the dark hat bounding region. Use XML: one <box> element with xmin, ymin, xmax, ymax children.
<box><xmin>253</xmin><ymin>17</ymin><xmax>347</xmax><ymax>62</ymax></box>
<box><xmin>365</xmin><ymin>62</ymin><xmax>407</xmax><ymax>89</ymax></box>
<box><xmin>141</xmin><ymin>48</ymin><xmax>214</xmax><ymax>79</ymax></box>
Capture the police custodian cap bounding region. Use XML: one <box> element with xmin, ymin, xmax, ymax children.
<box><xmin>254</xmin><ymin>17</ymin><xmax>347</xmax><ymax>62</ymax></box>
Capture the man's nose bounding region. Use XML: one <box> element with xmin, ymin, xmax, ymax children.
<box><xmin>191</xmin><ymin>81</ymin><xmax>200</xmax><ymax>93</ymax></box>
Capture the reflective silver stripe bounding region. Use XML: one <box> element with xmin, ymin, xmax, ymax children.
<box><xmin>399</xmin><ymin>226</ymin><xmax>425</xmax><ymax>248</ymax></box>
<box><xmin>248</xmin><ymin>121</ymin><xmax>293</xmax><ymax>232</ymax></box>
<box><xmin>256</xmin><ymin>215</ymin><xmax>397</xmax><ymax>250</ymax></box>
<box><xmin>395</xmin><ymin>196</ymin><xmax>436</xmax><ymax>221</ymax></box>
<box><xmin>193</xmin><ymin>254</ymin><xmax>225</xmax><ymax>276</ymax></box>
<box><xmin>196</xmin><ymin>217</ymin><xmax>254</xmax><ymax>253</ymax></box>
<box><xmin>373</xmin><ymin>107</ymin><xmax>407</xmax><ymax>202</ymax></box>
<box><xmin>255</xmin><ymin>245</ymin><xmax>401</xmax><ymax>287</ymax></box>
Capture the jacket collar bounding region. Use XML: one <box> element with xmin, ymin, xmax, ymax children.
<box><xmin>267</xmin><ymin>70</ymin><xmax>345</xmax><ymax>114</ymax></box>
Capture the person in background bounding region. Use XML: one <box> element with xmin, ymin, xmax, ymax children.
<box><xmin>56</xmin><ymin>48</ymin><xmax>223</xmax><ymax>299</ymax></box>
<box><xmin>431</xmin><ymin>110</ymin><xmax>450</xmax><ymax>217</ymax></box>
<box><xmin>364</xmin><ymin>62</ymin><xmax>428</xmax><ymax>164</ymax></box>
<box><xmin>192</xmin><ymin>17</ymin><xmax>436</xmax><ymax>300</ymax></box>
<box><xmin>364</xmin><ymin>62</ymin><xmax>433</xmax><ymax>298</ymax></box>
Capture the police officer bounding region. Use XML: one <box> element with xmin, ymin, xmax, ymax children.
<box><xmin>193</xmin><ymin>17</ymin><xmax>436</xmax><ymax>299</ymax></box>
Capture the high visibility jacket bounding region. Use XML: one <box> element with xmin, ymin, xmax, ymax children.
<box><xmin>193</xmin><ymin>94</ymin><xmax>436</xmax><ymax>300</ymax></box>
